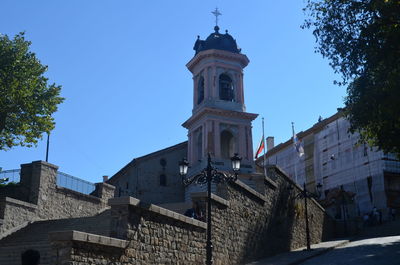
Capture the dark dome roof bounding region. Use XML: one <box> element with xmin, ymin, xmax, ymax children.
<box><xmin>193</xmin><ymin>26</ymin><xmax>241</xmax><ymax>55</ymax></box>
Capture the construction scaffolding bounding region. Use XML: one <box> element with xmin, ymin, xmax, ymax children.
<box><xmin>264</xmin><ymin>115</ymin><xmax>400</xmax><ymax>217</ymax></box>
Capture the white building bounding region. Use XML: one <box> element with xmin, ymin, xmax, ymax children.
<box><xmin>260</xmin><ymin>111</ymin><xmax>400</xmax><ymax>217</ymax></box>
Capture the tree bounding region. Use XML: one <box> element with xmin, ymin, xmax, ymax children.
<box><xmin>0</xmin><ymin>177</ymin><xmax>8</xmax><ymax>184</ymax></box>
<box><xmin>0</xmin><ymin>32</ymin><xmax>64</xmax><ymax>150</ymax></box>
<box><xmin>303</xmin><ymin>0</ymin><xmax>400</xmax><ymax>156</ymax></box>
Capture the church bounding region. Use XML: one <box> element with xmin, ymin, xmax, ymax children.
<box><xmin>108</xmin><ymin>23</ymin><xmax>262</xmax><ymax>207</ymax></box>
<box><xmin>0</xmin><ymin>16</ymin><xmax>336</xmax><ymax>265</ymax></box>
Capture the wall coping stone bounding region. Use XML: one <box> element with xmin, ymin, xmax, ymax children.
<box><xmin>231</xmin><ymin>180</ymin><xmax>267</xmax><ymax>203</ymax></box>
<box><xmin>268</xmin><ymin>165</ymin><xmax>301</xmax><ymax>189</ymax></box>
<box><xmin>109</xmin><ymin>197</ymin><xmax>207</xmax><ymax>229</ymax></box>
<box><xmin>191</xmin><ymin>192</ymin><xmax>230</xmax><ymax>207</ymax></box>
<box><xmin>49</xmin><ymin>230</ymin><xmax>128</xmax><ymax>249</ymax></box>
<box><xmin>95</xmin><ymin>181</ymin><xmax>115</xmax><ymax>190</ymax></box>
<box><xmin>268</xmin><ymin>165</ymin><xmax>326</xmax><ymax>212</ymax></box>
<box><xmin>0</xmin><ymin>196</ymin><xmax>38</xmax><ymax>210</ymax></box>
<box><xmin>56</xmin><ymin>187</ymin><xmax>102</xmax><ymax>203</ymax></box>
<box><xmin>109</xmin><ymin>196</ymin><xmax>140</xmax><ymax>206</ymax></box>
<box><xmin>310</xmin><ymin>197</ymin><xmax>325</xmax><ymax>212</ymax></box>
<box><xmin>22</xmin><ymin>160</ymin><xmax>59</xmax><ymax>170</ymax></box>
<box><xmin>264</xmin><ymin>176</ymin><xmax>278</xmax><ymax>189</ymax></box>
<box><xmin>0</xmin><ymin>221</ymin><xmax>33</xmax><ymax>240</ymax></box>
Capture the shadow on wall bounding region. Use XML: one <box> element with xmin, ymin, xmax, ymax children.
<box><xmin>238</xmin><ymin>179</ymin><xmax>297</xmax><ymax>262</ymax></box>
<box><xmin>232</xmin><ymin>166</ymin><xmax>335</xmax><ymax>263</ymax></box>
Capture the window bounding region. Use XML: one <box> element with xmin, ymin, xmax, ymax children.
<box><xmin>219</xmin><ymin>74</ymin><xmax>234</xmax><ymax>101</ymax></box>
<box><xmin>220</xmin><ymin>130</ymin><xmax>235</xmax><ymax>159</ymax></box>
<box><xmin>160</xmin><ymin>158</ymin><xmax>167</xmax><ymax>167</ymax></box>
<box><xmin>160</xmin><ymin>174</ymin><xmax>167</xmax><ymax>186</ymax></box>
<box><xmin>197</xmin><ymin>76</ymin><xmax>204</xmax><ymax>104</ymax></box>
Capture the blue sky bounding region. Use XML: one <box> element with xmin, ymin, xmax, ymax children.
<box><xmin>0</xmin><ymin>1</ymin><xmax>345</xmax><ymax>182</ymax></box>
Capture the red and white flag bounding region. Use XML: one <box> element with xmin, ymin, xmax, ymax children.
<box><xmin>255</xmin><ymin>137</ymin><xmax>265</xmax><ymax>159</ymax></box>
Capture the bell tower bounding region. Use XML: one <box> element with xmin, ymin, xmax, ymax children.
<box><xmin>183</xmin><ymin>25</ymin><xmax>258</xmax><ymax>176</ymax></box>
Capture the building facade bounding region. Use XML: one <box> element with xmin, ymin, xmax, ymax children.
<box><xmin>108</xmin><ymin>142</ymin><xmax>187</xmax><ymax>205</ymax></box>
<box><xmin>259</xmin><ymin>112</ymin><xmax>400</xmax><ymax>218</ymax></box>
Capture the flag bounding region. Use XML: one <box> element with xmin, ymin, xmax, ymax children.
<box><xmin>255</xmin><ymin>137</ymin><xmax>265</xmax><ymax>159</ymax></box>
<box><xmin>293</xmin><ymin>133</ymin><xmax>304</xmax><ymax>157</ymax></box>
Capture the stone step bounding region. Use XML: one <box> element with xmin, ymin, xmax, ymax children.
<box><xmin>0</xmin><ymin>209</ymin><xmax>112</xmax><ymax>264</ymax></box>
<box><xmin>0</xmin><ymin>242</ymin><xmax>52</xmax><ymax>265</ymax></box>
<box><xmin>358</xmin><ymin>219</ymin><xmax>400</xmax><ymax>238</ymax></box>
<box><xmin>0</xmin><ymin>210</ymin><xmax>111</xmax><ymax>245</ymax></box>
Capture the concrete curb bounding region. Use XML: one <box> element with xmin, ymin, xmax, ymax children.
<box><xmin>287</xmin><ymin>240</ymin><xmax>350</xmax><ymax>265</ymax></box>
<box><xmin>246</xmin><ymin>240</ymin><xmax>350</xmax><ymax>265</ymax></box>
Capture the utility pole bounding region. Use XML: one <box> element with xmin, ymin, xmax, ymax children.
<box><xmin>46</xmin><ymin>132</ymin><xmax>50</xmax><ymax>162</ymax></box>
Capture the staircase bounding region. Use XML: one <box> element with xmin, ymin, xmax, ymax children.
<box><xmin>0</xmin><ymin>209</ymin><xmax>111</xmax><ymax>265</ymax></box>
<box><xmin>357</xmin><ymin>219</ymin><xmax>400</xmax><ymax>239</ymax></box>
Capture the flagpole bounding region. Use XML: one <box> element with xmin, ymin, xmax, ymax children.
<box><xmin>262</xmin><ymin>117</ymin><xmax>267</xmax><ymax>177</ymax></box>
<box><xmin>292</xmin><ymin>122</ymin><xmax>298</xmax><ymax>184</ymax></box>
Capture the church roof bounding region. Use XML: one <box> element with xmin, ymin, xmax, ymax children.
<box><xmin>108</xmin><ymin>141</ymin><xmax>188</xmax><ymax>184</ymax></box>
<box><xmin>193</xmin><ymin>26</ymin><xmax>241</xmax><ymax>55</ymax></box>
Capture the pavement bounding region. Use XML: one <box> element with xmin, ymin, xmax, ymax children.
<box><xmin>246</xmin><ymin>219</ymin><xmax>400</xmax><ymax>265</ymax></box>
<box><xmin>245</xmin><ymin>239</ymin><xmax>350</xmax><ymax>265</ymax></box>
<box><xmin>300</xmin><ymin>235</ymin><xmax>400</xmax><ymax>265</ymax></box>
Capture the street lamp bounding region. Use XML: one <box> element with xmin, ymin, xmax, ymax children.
<box><xmin>178</xmin><ymin>158</ymin><xmax>189</xmax><ymax>176</ymax></box>
<box><xmin>290</xmin><ymin>182</ymin><xmax>322</xmax><ymax>251</ymax></box>
<box><xmin>179</xmin><ymin>152</ymin><xmax>241</xmax><ymax>265</ymax></box>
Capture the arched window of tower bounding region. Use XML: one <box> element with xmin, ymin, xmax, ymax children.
<box><xmin>220</xmin><ymin>130</ymin><xmax>235</xmax><ymax>159</ymax></box>
<box><xmin>219</xmin><ymin>74</ymin><xmax>234</xmax><ymax>102</ymax></box>
<box><xmin>197</xmin><ymin>76</ymin><xmax>204</xmax><ymax>104</ymax></box>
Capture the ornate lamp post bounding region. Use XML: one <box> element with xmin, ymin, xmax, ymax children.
<box><xmin>290</xmin><ymin>182</ymin><xmax>322</xmax><ymax>251</ymax></box>
<box><xmin>179</xmin><ymin>153</ymin><xmax>241</xmax><ymax>265</ymax></box>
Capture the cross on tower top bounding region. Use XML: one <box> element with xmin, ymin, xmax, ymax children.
<box><xmin>211</xmin><ymin>7</ymin><xmax>222</xmax><ymax>26</ymax></box>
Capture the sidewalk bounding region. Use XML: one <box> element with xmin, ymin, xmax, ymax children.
<box><xmin>246</xmin><ymin>239</ymin><xmax>349</xmax><ymax>265</ymax></box>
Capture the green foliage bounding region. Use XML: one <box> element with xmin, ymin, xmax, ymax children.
<box><xmin>0</xmin><ymin>177</ymin><xmax>8</xmax><ymax>184</ymax></box>
<box><xmin>0</xmin><ymin>32</ymin><xmax>64</xmax><ymax>150</ymax></box>
<box><xmin>303</xmin><ymin>0</ymin><xmax>400</xmax><ymax>156</ymax></box>
<box><xmin>0</xmin><ymin>179</ymin><xmax>18</xmax><ymax>187</ymax></box>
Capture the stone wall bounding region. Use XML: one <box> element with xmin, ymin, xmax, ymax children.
<box><xmin>207</xmin><ymin>166</ymin><xmax>334</xmax><ymax>263</ymax></box>
<box><xmin>109</xmin><ymin>197</ymin><xmax>206</xmax><ymax>264</ymax></box>
<box><xmin>0</xmin><ymin>161</ymin><xmax>115</xmax><ymax>236</ymax></box>
<box><xmin>49</xmin><ymin>231</ymin><xmax>127</xmax><ymax>265</ymax></box>
<box><xmin>0</xmin><ymin>197</ymin><xmax>37</xmax><ymax>236</ymax></box>
<box><xmin>50</xmin><ymin>197</ymin><xmax>207</xmax><ymax>265</ymax></box>
<box><xmin>50</xmin><ymin>165</ymin><xmax>335</xmax><ymax>265</ymax></box>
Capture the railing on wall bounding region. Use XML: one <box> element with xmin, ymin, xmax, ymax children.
<box><xmin>56</xmin><ymin>172</ymin><xmax>96</xmax><ymax>195</ymax></box>
<box><xmin>0</xmin><ymin>169</ymin><xmax>20</xmax><ymax>184</ymax></box>
<box><xmin>0</xmin><ymin>169</ymin><xmax>95</xmax><ymax>195</ymax></box>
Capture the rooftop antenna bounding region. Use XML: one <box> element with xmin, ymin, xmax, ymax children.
<box><xmin>212</xmin><ymin>7</ymin><xmax>222</xmax><ymax>27</ymax></box>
